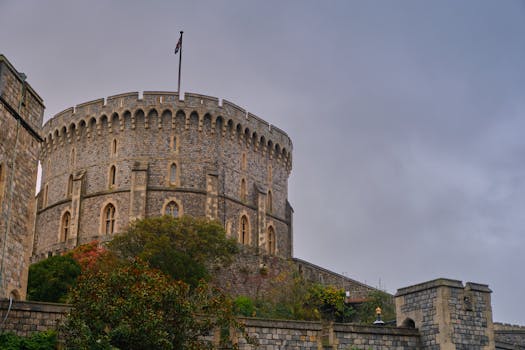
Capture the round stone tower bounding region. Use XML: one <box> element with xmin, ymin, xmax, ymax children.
<box><xmin>33</xmin><ymin>92</ymin><xmax>293</xmax><ymax>261</ymax></box>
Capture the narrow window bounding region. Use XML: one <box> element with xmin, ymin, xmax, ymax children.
<box><xmin>103</xmin><ymin>204</ymin><xmax>116</xmax><ymax>234</ymax></box>
<box><xmin>0</xmin><ymin>163</ymin><xmax>4</xmax><ymax>205</ymax></box>
<box><xmin>43</xmin><ymin>184</ymin><xmax>49</xmax><ymax>207</ymax></box>
<box><xmin>267</xmin><ymin>190</ymin><xmax>273</xmax><ymax>213</ymax></box>
<box><xmin>240</xmin><ymin>215</ymin><xmax>249</xmax><ymax>245</ymax></box>
<box><xmin>267</xmin><ymin>226</ymin><xmax>276</xmax><ymax>254</ymax></box>
<box><xmin>241</xmin><ymin>153</ymin><xmax>247</xmax><ymax>171</ymax></box>
<box><xmin>111</xmin><ymin>139</ymin><xmax>117</xmax><ymax>155</ymax></box>
<box><xmin>240</xmin><ymin>178</ymin><xmax>247</xmax><ymax>202</ymax></box>
<box><xmin>61</xmin><ymin>212</ymin><xmax>71</xmax><ymax>242</ymax></box>
<box><xmin>70</xmin><ymin>148</ymin><xmax>75</xmax><ymax>166</ymax></box>
<box><xmin>165</xmin><ymin>201</ymin><xmax>179</xmax><ymax>217</ymax></box>
<box><xmin>67</xmin><ymin>174</ymin><xmax>73</xmax><ymax>197</ymax></box>
<box><xmin>172</xmin><ymin>136</ymin><xmax>177</xmax><ymax>151</ymax></box>
<box><xmin>169</xmin><ymin>163</ymin><xmax>177</xmax><ymax>185</ymax></box>
<box><xmin>109</xmin><ymin>165</ymin><xmax>116</xmax><ymax>187</ymax></box>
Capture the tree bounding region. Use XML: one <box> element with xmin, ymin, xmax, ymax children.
<box><xmin>62</xmin><ymin>258</ymin><xmax>250</xmax><ymax>350</ymax></box>
<box><xmin>69</xmin><ymin>240</ymin><xmax>107</xmax><ymax>270</ymax></box>
<box><xmin>108</xmin><ymin>216</ymin><xmax>238</xmax><ymax>287</ymax></box>
<box><xmin>27</xmin><ymin>255</ymin><xmax>81</xmax><ymax>302</ymax></box>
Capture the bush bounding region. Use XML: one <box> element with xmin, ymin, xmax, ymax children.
<box><xmin>234</xmin><ymin>296</ymin><xmax>256</xmax><ymax>317</ymax></box>
<box><xmin>62</xmin><ymin>256</ymin><xmax>254</xmax><ymax>349</ymax></box>
<box><xmin>27</xmin><ymin>254</ymin><xmax>81</xmax><ymax>302</ymax></box>
<box><xmin>0</xmin><ymin>330</ymin><xmax>57</xmax><ymax>350</ymax></box>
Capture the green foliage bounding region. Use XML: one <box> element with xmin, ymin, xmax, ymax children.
<box><xmin>234</xmin><ymin>296</ymin><xmax>256</xmax><ymax>317</ymax></box>
<box><xmin>62</xmin><ymin>258</ymin><xmax>252</xmax><ymax>350</ymax></box>
<box><xmin>306</xmin><ymin>284</ymin><xmax>355</xmax><ymax>322</ymax></box>
<box><xmin>355</xmin><ymin>290</ymin><xmax>396</xmax><ymax>324</ymax></box>
<box><xmin>108</xmin><ymin>216</ymin><xmax>238</xmax><ymax>287</ymax></box>
<box><xmin>245</xmin><ymin>269</ymin><xmax>317</xmax><ymax>320</ymax></box>
<box><xmin>0</xmin><ymin>330</ymin><xmax>57</xmax><ymax>350</ymax></box>
<box><xmin>27</xmin><ymin>254</ymin><xmax>81</xmax><ymax>302</ymax></box>
<box><xmin>232</xmin><ymin>270</ymin><xmax>355</xmax><ymax>323</ymax></box>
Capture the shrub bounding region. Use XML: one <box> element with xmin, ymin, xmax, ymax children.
<box><xmin>27</xmin><ymin>255</ymin><xmax>81</xmax><ymax>302</ymax></box>
<box><xmin>0</xmin><ymin>330</ymin><xmax>57</xmax><ymax>350</ymax></box>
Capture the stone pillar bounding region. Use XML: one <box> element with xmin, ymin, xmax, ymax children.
<box><xmin>256</xmin><ymin>184</ymin><xmax>267</xmax><ymax>251</ymax></box>
<box><xmin>395</xmin><ymin>278</ymin><xmax>495</xmax><ymax>350</ymax></box>
<box><xmin>205</xmin><ymin>169</ymin><xmax>219</xmax><ymax>220</ymax></box>
<box><xmin>129</xmin><ymin>161</ymin><xmax>148</xmax><ymax>221</ymax></box>
<box><xmin>70</xmin><ymin>170</ymin><xmax>85</xmax><ymax>246</ymax></box>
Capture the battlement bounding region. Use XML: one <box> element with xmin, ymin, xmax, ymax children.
<box><xmin>42</xmin><ymin>92</ymin><xmax>292</xmax><ymax>171</ymax></box>
<box><xmin>43</xmin><ymin>91</ymin><xmax>292</xmax><ymax>149</ymax></box>
<box><xmin>395</xmin><ymin>277</ymin><xmax>492</xmax><ymax>296</ymax></box>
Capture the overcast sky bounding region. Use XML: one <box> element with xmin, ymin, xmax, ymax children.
<box><xmin>2</xmin><ymin>0</ymin><xmax>525</xmax><ymax>324</ymax></box>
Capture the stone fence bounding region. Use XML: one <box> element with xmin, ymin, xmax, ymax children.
<box><xmin>236</xmin><ymin>318</ymin><xmax>420</xmax><ymax>349</ymax></box>
<box><xmin>494</xmin><ymin>323</ymin><xmax>525</xmax><ymax>349</ymax></box>
<box><xmin>2</xmin><ymin>298</ymin><xmax>525</xmax><ymax>349</ymax></box>
<box><xmin>0</xmin><ymin>299</ymin><xmax>69</xmax><ymax>336</ymax></box>
<box><xmin>1</xmin><ymin>299</ymin><xmax>421</xmax><ymax>349</ymax></box>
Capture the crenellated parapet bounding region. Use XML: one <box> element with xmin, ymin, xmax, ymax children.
<box><xmin>41</xmin><ymin>92</ymin><xmax>292</xmax><ymax>172</ymax></box>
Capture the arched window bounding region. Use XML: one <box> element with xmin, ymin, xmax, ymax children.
<box><xmin>61</xmin><ymin>211</ymin><xmax>71</xmax><ymax>242</ymax></box>
<box><xmin>103</xmin><ymin>203</ymin><xmax>116</xmax><ymax>234</ymax></box>
<box><xmin>109</xmin><ymin>165</ymin><xmax>116</xmax><ymax>187</ymax></box>
<box><xmin>172</xmin><ymin>136</ymin><xmax>177</xmax><ymax>151</ymax></box>
<box><xmin>240</xmin><ymin>215</ymin><xmax>249</xmax><ymax>245</ymax></box>
<box><xmin>165</xmin><ymin>201</ymin><xmax>179</xmax><ymax>217</ymax></box>
<box><xmin>67</xmin><ymin>174</ymin><xmax>73</xmax><ymax>197</ymax></box>
<box><xmin>169</xmin><ymin>163</ymin><xmax>177</xmax><ymax>185</ymax></box>
<box><xmin>267</xmin><ymin>190</ymin><xmax>273</xmax><ymax>213</ymax></box>
<box><xmin>267</xmin><ymin>226</ymin><xmax>276</xmax><ymax>255</ymax></box>
<box><xmin>240</xmin><ymin>178</ymin><xmax>247</xmax><ymax>202</ymax></box>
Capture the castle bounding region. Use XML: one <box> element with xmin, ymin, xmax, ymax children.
<box><xmin>1</xmin><ymin>54</ymin><xmax>525</xmax><ymax>349</ymax></box>
<box><xmin>0</xmin><ymin>53</ymin><xmax>373</xmax><ymax>301</ymax></box>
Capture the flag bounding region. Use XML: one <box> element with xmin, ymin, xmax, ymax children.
<box><xmin>174</xmin><ymin>35</ymin><xmax>182</xmax><ymax>54</ymax></box>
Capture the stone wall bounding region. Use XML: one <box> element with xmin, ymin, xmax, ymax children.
<box><xmin>396</xmin><ymin>278</ymin><xmax>495</xmax><ymax>350</ymax></box>
<box><xmin>212</xmin><ymin>249</ymin><xmax>378</xmax><ymax>301</ymax></box>
<box><xmin>0</xmin><ymin>299</ymin><xmax>69</xmax><ymax>336</ymax></box>
<box><xmin>294</xmin><ymin>258</ymin><xmax>377</xmax><ymax>299</ymax></box>
<box><xmin>3</xmin><ymin>280</ymin><xmax>524</xmax><ymax>350</ymax></box>
<box><xmin>0</xmin><ymin>55</ymin><xmax>44</xmax><ymax>299</ymax></box>
<box><xmin>0</xmin><ymin>299</ymin><xmax>420</xmax><ymax>349</ymax></box>
<box><xmin>34</xmin><ymin>92</ymin><xmax>293</xmax><ymax>264</ymax></box>
<box><xmin>236</xmin><ymin>318</ymin><xmax>421</xmax><ymax>349</ymax></box>
<box><xmin>494</xmin><ymin>323</ymin><xmax>525</xmax><ymax>349</ymax></box>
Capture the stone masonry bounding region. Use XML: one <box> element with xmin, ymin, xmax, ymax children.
<box><xmin>396</xmin><ymin>278</ymin><xmax>495</xmax><ymax>350</ymax></box>
<box><xmin>0</xmin><ymin>299</ymin><xmax>69</xmax><ymax>337</ymax></box>
<box><xmin>0</xmin><ymin>55</ymin><xmax>44</xmax><ymax>300</ymax></box>
<box><xmin>33</xmin><ymin>92</ymin><xmax>293</xmax><ymax>262</ymax></box>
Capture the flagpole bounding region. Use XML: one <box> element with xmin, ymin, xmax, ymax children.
<box><xmin>177</xmin><ymin>31</ymin><xmax>183</xmax><ymax>95</ymax></box>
